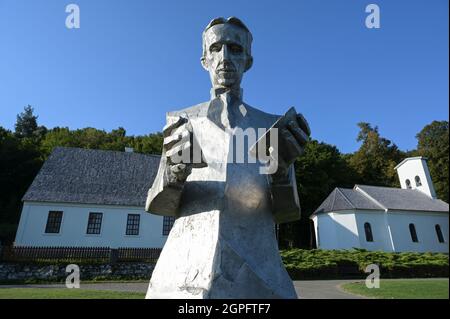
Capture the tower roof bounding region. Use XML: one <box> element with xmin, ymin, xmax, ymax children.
<box><xmin>394</xmin><ymin>156</ymin><xmax>428</xmax><ymax>170</ymax></box>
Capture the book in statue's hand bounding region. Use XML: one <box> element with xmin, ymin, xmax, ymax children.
<box><xmin>249</xmin><ymin>106</ymin><xmax>308</xmax><ymax>161</ymax></box>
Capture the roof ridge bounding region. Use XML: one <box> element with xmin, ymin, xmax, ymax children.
<box><xmin>54</xmin><ymin>146</ymin><xmax>161</xmax><ymax>158</ymax></box>
<box><xmin>354</xmin><ymin>186</ymin><xmax>388</xmax><ymax>211</ymax></box>
<box><xmin>330</xmin><ymin>188</ymin><xmax>337</xmax><ymax>211</ymax></box>
<box><xmin>313</xmin><ymin>188</ymin><xmax>337</xmax><ymax>215</ymax></box>
<box><xmin>356</xmin><ymin>184</ymin><xmax>399</xmax><ymax>190</ymax></box>
<box><xmin>355</xmin><ymin>184</ymin><xmax>421</xmax><ymax>192</ymax></box>
<box><xmin>336</xmin><ymin>188</ymin><xmax>356</xmax><ymax>209</ymax></box>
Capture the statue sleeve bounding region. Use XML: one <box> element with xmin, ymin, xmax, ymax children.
<box><xmin>145</xmin><ymin>113</ymin><xmax>184</xmax><ymax>216</ymax></box>
<box><xmin>270</xmin><ymin>164</ymin><xmax>301</xmax><ymax>224</ymax></box>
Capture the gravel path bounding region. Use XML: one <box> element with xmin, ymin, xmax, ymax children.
<box><xmin>294</xmin><ymin>280</ymin><xmax>365</xmax><ymax>299</ymax></box>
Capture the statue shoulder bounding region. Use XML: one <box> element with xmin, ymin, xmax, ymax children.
<box><xmin>243</xmin><ymin>102</ymin><xmax>280</xmax><ymax>127</ymax></box>
<box><xmin>166</xmin><ymin>101</ymin><xmax>209</xmax><ymax>121</ymax></box>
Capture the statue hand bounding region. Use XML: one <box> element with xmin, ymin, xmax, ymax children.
<box><xmin>273</xmin><ymin>113</ymin><xmax>310</xmax><ymax>182</ymax></box>
<box><xmin>163</xmin><ymin>116</ymin><xmax>205</xmax><ymax>184</ymax></box>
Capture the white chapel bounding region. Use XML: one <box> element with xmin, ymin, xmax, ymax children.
<box><xmin>311</xmin><ymin>157</ymin><xmax>449</xmax><ymax>253</ymax></box>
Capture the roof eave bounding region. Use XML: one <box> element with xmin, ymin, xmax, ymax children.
<box><xmin>394</xmin><ymin>156</ymin><xmax>428</xmax><ymax>170</ymax></box>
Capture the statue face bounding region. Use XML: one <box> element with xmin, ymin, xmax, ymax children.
<box><xmin>202</xmin><ymin>24</ymin><xmax>251</xmax><ymax>89</ymax></box>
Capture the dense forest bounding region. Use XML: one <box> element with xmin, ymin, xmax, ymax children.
<box><xmin>1</xmin><ymin>106</ymin><xmax>448</xmax><ymax>247</ymax></box>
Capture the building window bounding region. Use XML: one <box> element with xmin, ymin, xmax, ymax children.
<box><xmin>86</xmin><ymin>212</ymin><xmax>103</xmax><ymax>234</ymax></box>
<box><xmin>415</xmin><ymin>176</ymin><xmax>422</xmax><ymax>186</ymax></box>
<box><xmin>409</xmin><ymin>223</ymin><xmax>418</xmax><ymax>242</ymax></box>
<box><xmin>162</xmin><ymin>216</ymin><xmax>175</xmax><ymax>236</ymax></box>
<box><xmin>364</xmin><ymin>222</ymin><xmax>373</xmax><ymax>242</ymax></box>
<box><xmin>405</xmin><ymin>179</ymin><xmax>412</xmax><ymax>189</ymax></box>
<box><xmin>435</xmin><ymin>224</ymin><xmax>445</xmax><ymax>243</ymax></box>
<box><xmin>126</xmin><ymin>214</ymin><xmax>140</xmax><ymax>235</ymax></box>
<box><xmin>45</xmin><ymin>211</ymin><xmax>63</xmax><ymax>234</ymax></box>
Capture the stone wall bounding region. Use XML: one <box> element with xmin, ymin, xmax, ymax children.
<box><xmin>0</xmin><ymin>262</ymin><xmax>154</xmax><ymax>282</ymax></box>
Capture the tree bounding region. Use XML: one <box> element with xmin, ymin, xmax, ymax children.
<box><xmin>14</xmin><ymin>105</ymin><xmax>38</xmax><ymax>138</ymax></box>
<box><xmin>279</xmin><ymin>140</ymin><xmax>359</xmax><ymax>248</ymax></box>
<box><xmin>347</xmin><ymin>122</ymin><xmax>405</xmax><ymax>187</ymax></box>
<box><xmin>131</xmin><ymin>133</ymin><xmax>163</xmax><ymax>155</ymax></box>
<box><xmin>41</xmin><ymin>126</ymin><xmax>163</xmax><ymax>158</ymax></box>
<box><xmin>0</xmin><ymin>126</ymin><xmax>43</xmax><ymax>243</ymax></box>
<box><xmin>14</xmin><ymin>105</ymin><xmax>47</xmax><ymax>140</ymax></box>
<box><xmin>296</xmin><ymin>140</ymin><xmax>358</xmax><ymax>214</ymax></box>
<box><xmin>415</xmin><ymin>121</ymin><xmax>449</xmax><ymax>202</ymax></box>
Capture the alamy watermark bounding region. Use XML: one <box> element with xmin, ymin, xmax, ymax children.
<box><xmin>168</xmin><ymin>126</ymin><xmax>280</xmax><ymax>175</ymax></box>
<box><xmin>65</xmin><ymin>264</ymin><xmax>80</xmax><ymax>288</ymax></box>
<box><xmin>365</xmin><ymin>4</ymin><xmax>380</xmax><ymax>29</ymax></box>
<box><xmin>365</xmin><ymin>264</ymin><xmax>380</xmax><ymax>288</ymax></box>
<box><xmin>63</xmin><ymin>4</ymin><xmax>379</xmax><ymax>30</ymax></box>
<box><xmin>65</xmin><ymin>4</ymin><xmax>80</xmax><ymax>29</ymax></box>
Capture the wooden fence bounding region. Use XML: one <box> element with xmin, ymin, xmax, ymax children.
<box><xmin>0</xmin><ymin>245</ymin><xmax>162</xmax><ymax>263</ymax></box>
<box><xmin>116</xmin><ymin>247</ymin><xmax>161</xmax><ymax>262</ymax></box>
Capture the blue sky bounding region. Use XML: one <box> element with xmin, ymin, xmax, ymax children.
<box><xmin>0</xmin><ymin>0</ymin><xmax>448</xmax><ymax>153</ymax></box>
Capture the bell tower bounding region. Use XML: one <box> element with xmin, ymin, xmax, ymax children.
<box><xmin>395</xmin><ymin>157</ymin><xmax>437</xmax><ymax>198</ymax></box>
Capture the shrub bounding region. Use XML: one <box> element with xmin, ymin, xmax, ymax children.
<box><xmin>280</xmin><ymin>249</ymin><xmax>449</xmax><ymax>280</ymax></box>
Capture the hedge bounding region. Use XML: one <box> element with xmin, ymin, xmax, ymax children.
<box><xmin>280</xmin><ymin>249</ymin><xmax>449</xmax><ymax>280</ymax></box>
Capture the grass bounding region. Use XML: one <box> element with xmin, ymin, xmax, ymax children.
<box><xmin>341</xmin><ymin>279</ymin><xmax>449</xmax><ymax>299</ymax></box>
<box><xmin>0</xmin><ymin>288</ymin><xmax>146</xmax><ymax>299</ymax></box>
<box><xmin>0</xmin><ymin>278</ymin><xmax>150</xmax><ymax>285</ymax></box>
<box><xmin>1</xmin><ymin>279</ymin><xmax>448</xmax><ymax>299</ymax></box>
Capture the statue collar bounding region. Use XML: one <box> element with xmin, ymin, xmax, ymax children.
<box><xmin>210</xmin><ymin>87</ymin><xmax>243</xmax><ymax>101</ymax></box>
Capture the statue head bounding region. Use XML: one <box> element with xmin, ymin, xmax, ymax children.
<box><xmin>201</xmin><ymin>17</ymin><xmax>253</xmax><ymax>91</ymax></box>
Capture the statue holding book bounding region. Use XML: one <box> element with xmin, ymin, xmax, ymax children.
<box><xmin>145</xmin><ymin>17</ymin><xmax>310</xmax><ymax>299</ymax></box>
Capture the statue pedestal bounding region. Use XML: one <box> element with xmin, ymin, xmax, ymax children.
<box><xmin>146</xmin><ymin>207</ymin><xmax>297</xmax><ymax>299</ymax></box>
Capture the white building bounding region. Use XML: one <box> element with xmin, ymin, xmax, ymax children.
<box><xmin>311</xmin><ymin>157</ymin><xmax>449</xmax><ymax>253</ymax></box>
<box><xmin>14</xmin><ymin>147</ymin><xmax>173</xmax><ymax>248</ymax></box>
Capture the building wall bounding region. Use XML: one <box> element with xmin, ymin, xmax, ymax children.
<box><xmin>387</xmin><ymin>211</ymin><xmax>448</xmax><ymax>253</ymax></box>
<box><xmin>354</xmin><ymin>211</ymin><xmax>393</xmax><ymax>252</ymax></box>
<box><xmin>311</xmin><ymin>211</ymin><xmax>360</xmax><ymax>250</ymax></box>
<box><xmin>14</xmin><ymin>201</ymin><xmax>169</xmax><ymax>248</ymax></box>
<box><xmin>313</xmin><ymin>210</ymin><xmax>448</xmax><ymax>253</ymax></box>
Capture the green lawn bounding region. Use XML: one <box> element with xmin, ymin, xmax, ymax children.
<box><xmin>0</xmin><ymin>288</ymin><xmax>145</xmax><ymax>299</ymax></box>
<box><xmin>341</xmin><ymin>279</ymin><xmax>449</xmax><ymax>299</ymax></box>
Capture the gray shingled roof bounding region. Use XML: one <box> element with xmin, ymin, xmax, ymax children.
<box><xmin>356</xmin><ymin>185</ymin><xmax>449</xmax><ymax>213</ymax></box>
<box><xmin>22</xmin><ymin>147</ymin><xmax>160</xmax><ymax>207</ymax></box>
<box><xmin>314</xmin><ymin>185</ymin><xmax>449</xmax><ymax>215</ymax></box>
<box><xmin>314</xmin><ymin>188</ymin><xmax>383</xmax><ymax>215</ymax></box>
